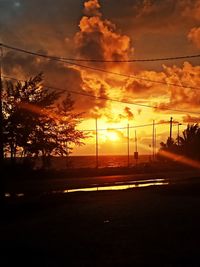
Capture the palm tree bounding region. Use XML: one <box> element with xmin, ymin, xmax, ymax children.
<box><xmin>179</xmin><ymin>124</ymin><xmax>200</xmax><ymax>160</ymax></box>
<box><xmin>160</xmin><ymin>137</ymin><xmax>178</xmax><ymax>153</ymax></box>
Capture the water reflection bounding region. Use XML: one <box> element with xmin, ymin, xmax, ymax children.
<box><xmin>113</xmin><ymin>178</ymin><xmax>164</xmax><ymax>185</ymax></box>
<box><xmin>63</xmin><ymin>181</ymin><xmax>169</xmax><ymax>194</ymax></box>
<box><xmin>4</xmin><ymin>179</ymin><xmax>169</xmax><ymax>198</ymax></box>
<box><xmin>4</xmin><ymin>193</ymin><xmax>24</xmax><ymax>198</ymax></box>
<box><xmin>16</xmin><ymin>193</ymin><xmax>25</xmax><ymax>197</ymax></box>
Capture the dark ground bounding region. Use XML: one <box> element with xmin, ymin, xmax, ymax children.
<box><xmin>1</xmin><ymin>182</ymin><xmax>200</xmax><ymax>266</ymax></box>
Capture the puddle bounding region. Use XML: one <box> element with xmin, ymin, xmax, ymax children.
<box><xmin>4</xmin><ymin>179</ymin><xmax>169</xmax><ymax>197</ymax></box>
<box><xmin>112</xmin><ymin>178</ymin><xmax>164</xmax><ymax>185</ymax></box>
<box><xmin>4</xmin><ymin>193</ymin><xmax>24</xmax><ymax>198</ymax></box>
<box><xmin>63</xmin><ymin>180</ymin><xmax>169</xmax><ymax>194</ymax></box>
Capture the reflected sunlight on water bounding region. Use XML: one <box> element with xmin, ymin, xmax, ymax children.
<box><xmin>44</xmin><ymin>155</ymin><xmax>151</xmax><ymax>169</ymax></box>
<box><xmin>63</xmin><ymin>181</ymin><xmax>169</xmax><ymax>194</ymax></box>
<box><xmin>4</xmin><ymin>193</ymin><xmax>24</xmax><ymax>198</ymax></box>
<box><xmin>4</xmin><ymin>179</ymin><xmax>169</xmax><ymax>198</ymax></box>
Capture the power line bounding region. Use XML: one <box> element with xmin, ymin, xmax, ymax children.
<box><xmin>2</xmin><ymin>44</ymin><xmax>200</xmax><ymax>91</ymax></box>
<box><xmin>3</xmin><ymin>75</ymin><xmax>200</xmax><ymax>115</ymax></box>
<box><xmin>2</xmin><ymin>43</ymin><xmax>200</xmax><ymax>63</ymax></box>
<box><xmin>80</xmin><ymin>121</ymin><xmax>188</xmax><ymax>133</ymax></box>
<box><xmin>80</xmin><ymin>121</ymin><xmax>173</xmax><ymax>132</ymax></box>
<box><xmin>77</xmin><ymin>121</ymin><xmax>187</xmax><ymax>133</ymax></box>
<box><xmin>3</xmin><ymin>74</ymin><xmax>193</xmax><ymax>131</ymax></box>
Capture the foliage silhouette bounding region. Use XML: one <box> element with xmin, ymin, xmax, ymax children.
<box><xmin>159</xmin><ymin>124</ymin><xmax>200</xmax><ymax>162</ymax></box>
<box><xmin>3</xmin><ymin>73</ymin><xmax>86</xmax><ymax>169</ymax></box>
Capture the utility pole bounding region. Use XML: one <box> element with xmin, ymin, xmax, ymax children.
<box><xmin>0</xmin><ymin>44</ymin><xmax>4</xmax><ymax>203</ymax></box>
<box><xmin>152</xmin><ymin>120</ymin><xmax>155</xmax><ymax>161</ymax></box>
<box><xmin>95</xmin><ymin>118</ymin><xmax>98</xmax><ymax>169</ymax></box>
<box><xmin>169</xmin><ymin>117</ymin><xmax>173</xmax><ymax>142</ymax></box>
<box><xmin>134</xmin><ymin>130</ymin><xmax>138</xmax><ymax>166</ymax></box>
<box><xmin>135</xmin><ymin>130</ymin><xmax>138</xmax><ymax>153</ymax></box>
<box><xmin>0</xmin><ymin>44</ymin><xmax>4</xmax><ymax>167</ymax></box>
<box><xmin>177</xmin><ymin>123</ymin><xmax>182</xmax><ymax>146</ymax></box>
<box><xmin>127</xmin><ymin>123</ymin><xmax>130</xmax><ymax>167</ymax></box>
<box><xmin>154</xmin><ymin>128</ymin><xmax>156</xmax><ymax>159</ymax></box>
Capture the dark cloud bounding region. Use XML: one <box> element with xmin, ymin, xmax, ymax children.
<box><xmin>103</xmin><ymin>0</ymin><xmax>198</xmax><ymax>33</ymax></box>
<box><xmin>84</xmin><ymin>0</ymin><xmax>101</xmax><ymax>17</ymax></box>
<box><xmin>3</xmin><ymin>50</ymin><xmax>105</xmax><ymax>115</ymax></box>
<box><xmin>74</xmin><ymin>0</ymin><xmax>133</xmax><ymax>70</ymax></box>
<box><xmin>2</xmin><ymin>0</ymin><xmax>200</xmax><ymax>120</ymax></box>
<box><xmin>125</xmin><ymin>79</ymin><xmax>152</xmax><ymax>94</ymax></box>
<box><xmin>2</xmin><ymin>0</ymin><xmax>200</xmax><ymax>66</ymax></box>
<box><xmin>188</xmin><ymin>27</ymin><xmax>200</xmax><ymax>49</ymax></box>
<box><xmin>75</xmin><ymin>30</ymin><xmax>105</xmax><ymax>60</ymax></box>
<box><xmin>1</xmin><ymin>0</ymin><xmax>82</xmax><ymax>52</ymax></box>
<box><xmin>119</xmin><ymin>107</ymin><xmax>134</xmax><ymax>120</ymax></box>
<box><xmin>182</xmin><ymin>114</ymin><xmax>200</xmax><ymax>123</ymax></box>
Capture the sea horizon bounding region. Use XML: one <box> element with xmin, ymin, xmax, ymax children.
<box><xmin>49</xmin><ymin>154</ymin><xmax>151</xmax><ymax>169</ymax></box>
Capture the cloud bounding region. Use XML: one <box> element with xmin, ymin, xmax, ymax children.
<box><xmin>188</xmin><ymin>27</ymin><xmax>200</xmax><ymax>49</ymax></box>
<box><xmin>106</xmin><ymin>0</ymin><xmax>200</xmax><ymax>31</ymax></box>
<box><xmin>124</xmin><ymin>107</ymin><xmax>134</xmax><ymax>120</ymax></box>
<box><xmin>131</xmin><ymin>62</ymin><xmax>200</xmax><ymax>112</ymax></box>
<box><xmin>3</xmin><ymin>50</ymin><xmax>102</xmax><ymax>115</ymax></box>
<box><xmin>161</xmin><ymin>62</ymin><xmax>200</xmax><ymax>108</ymax></box>
<box><xmin>70</xmin><ymin>0</ymin><xmax>135</xmax><ymax>118</ymax></box>
<box><xmin>182</xmin><ymin>114</ymin><xmax>200</xmax><ymax>123</ymax></box>
<box><xmin>97</xmin><ymin>106</ymin><xmax>135</xmax><ymax>123</ymax></box>
<box><xmin>157</xmin><ymin>119</ymin><xmax>179</xmax><ymax>125</ymax></box>
<box><xmin>83</xmin><ymin>0</ymin><xmax>101</xmax><ymax>17</ymax></box>
<box><xmin>119</xmin><ymin>107</ymin><xmax>134</xmax><ymax>121</ymax></box>
<box><xmin>74</xmin><ymin>0</ymin><xmax>133</xmax><ymax>67</ymax></box>
<box><xmin>3</xmin><ymin>0</ymin><xmax>133</xmax><ymax>119</ymax></box>
<box><xmin>3</xmin><ymin>50</ymin><xmax>82</xmax><ymax>90</ymax></box>
<box><xmin>124</xmin><ymin>70</ymin><xmax>167</xmax><ymax>97</ymax></box>
<box><xmin>2</xmin><ymin>0</ymin><xmax>200</xmax><ymax>122</ymax></box>
<box><xmin>181</xmin><ymin>0</ymin><xmax>200</xmax><ymax>22</ymax></box>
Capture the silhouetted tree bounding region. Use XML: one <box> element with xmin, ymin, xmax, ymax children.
<box><xmin>3</xmin><ymin>74</ymin><xmax>86</xmax><ymax>169</ymax></box>
<box><xmin>160</xmin><ymin>137</ymin><xmax>176</xmax><ymax>151</ymax></box>
<box><xmin>159</xmin><ymin>124</ymin><xmax>200</xmax><ymax>161</ymax></box>
<box><xmin>179</xmin><ymin>124</ymin><xmax>200</xmax><ymax>160</ymax></box>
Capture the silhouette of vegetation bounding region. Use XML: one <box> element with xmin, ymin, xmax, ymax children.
<box><xmin>179</xmin><ymin>124</ymin><xmax>200</xmax><ymax>160</ymax></box>
<box><xmin>159</xmin><ymin>124</ymin><xmax>200</xmax><ymax>161</ymax></box>
<box><xmin>160</xmin><ymin>137</ymin><xmax>177</xmax><ymax>153</ymax></box>
<box><xmin>3</xmin><ymin>73</ymin><xmax>86</xmax><ymax>169</ymax></box>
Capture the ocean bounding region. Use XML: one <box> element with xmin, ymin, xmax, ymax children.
<box><xmin>50</xmin><ymin>155</ymin><xmax>151</xmax><ymax>169</ymax></box>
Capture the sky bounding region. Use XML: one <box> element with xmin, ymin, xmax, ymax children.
<box><xmin>1</xmin><ymin>0</ymin><xmax>200</xmax><ymax>155</ymax></box>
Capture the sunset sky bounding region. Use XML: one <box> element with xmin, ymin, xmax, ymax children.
<box><xmin>1</xmin><ymin>0</ymin><xmax>200</xmax><ymax>155</ymax></box>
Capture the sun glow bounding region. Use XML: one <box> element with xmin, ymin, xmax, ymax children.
<box><xmin>100</xmin><ymin>130</ymin><xmax>120</xmax><ymax>142</ymax></box>
<box><xmin>107</xmin><ymin>131</ymin><xmax>119</xmax><ymax>141</ymax></box>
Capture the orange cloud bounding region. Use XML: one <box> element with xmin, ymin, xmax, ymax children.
<box><xmin>4</xmin><ymin>0</ymin><xmax>200</xmax><ymax>124</ymax></box>
<box><xmin>181</xmin><ymin>0</ymin><xmax>200</xmax><ymax>22</ymax></box>
<box><xmin>84</xmin><ymin>0</ymin><xmax>101</xmax><ymax>17</ymax></box>
<box><xmin>182</xmin><ymin>115</ymin><xmax>200</xmax><ymax>123</ymax></box>
<box><xmin>162</xmin><ymin>62</ymin><xmax>200</xmax><ymax>108</ymax></box>
<box><xmin>188</xmin><ymin>27</ymin><xmax>200</xmax><ymax>49</ymax></box>
<box><xmin>119</xmin><ymin>107</ymin><xmax>134</xmax><ymax>121</ymax></box>
<box><xmin>74</xmin><ymin>0</ymin><xmax>133</xmax><ymax>68</ymax></box>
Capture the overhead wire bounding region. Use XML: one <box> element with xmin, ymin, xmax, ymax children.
<box><xmin>3</xmin><ymin>75</ymin><xmax>200</xmax><ymax>115</ymax></box>
<box><xmin>3</xmin><ymin>74</ymin><xmax>192</xmax><ymax>132</ymax></box>
<box><xmin>2</xmin><ymin>43</ymin><xmax>200</xmax><ymax>62</ymax></box>
<box><xmin>80</xmin><ymin>121</ymin><xmax>185</xmax><ymax>132</ymax></box>
<box><xmin>2</xmin><ymin>43</ymin><xmax>200</xmax><ymax>91</ymax></box>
